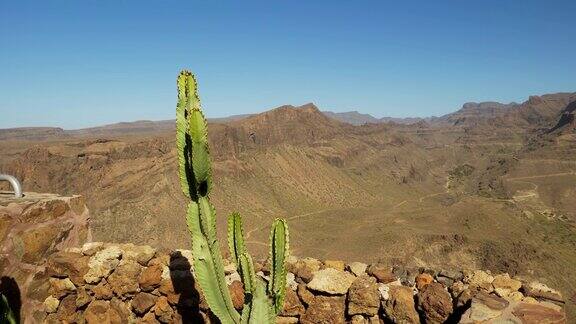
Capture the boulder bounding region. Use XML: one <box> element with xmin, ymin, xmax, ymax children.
<box><xmin>110</xmin><ymin>297</ymin><xmax>133</xmax><ymax>323</ymax></box>
<box><xmin>91</xmin><ymin>279</ymin><xmax>114</xmax><ymax>300</ymax></box>
<box><xmin>55</xmin><ymin>294</ymin><xmax>78</xmax><ymax>322</ymax></box>
<box><xmin>368</xmin><ymin>264</ymin><xmax>397</xmax><ymax>283</ymax></box>
<box><xmin>291</xmin><ymin>257</ymin><xmax>321</xmax><ymax>283</ymax></box>
<box><xmin>139</xmin><ymin>264</ymin><xmax>163</xmax><ymax>292</ymax></box>
<box><xmin>416</xmin><ymin>282</ymin><xmax>453</xmax><ymax>323</ymax></box>
<box><xmin>46</xmin><ymin>251</ymin><xmax>90</xmax><ymax>286</ymax></box>
<box><xmin>347</xmin><ymin>275</ymin><xmax>380</xmax><ymax>316</ymax></box>
<box><xmin>383</xmin><ymin>285</ymin><xmax>420</xmax><ymax>323</ymax></box>
<box><xmin>523</xmin><ymin>281</ymin><xmax>564</xmax><ymax>303</ymax></box>
<box><xmin>415</xmin><ymin>273</ymin><xmax>433</xmax><ymax>290</ymax></box>
<box><xmin>378</xmin><ymin>283</ymin><xmax>390</xmax><ymax>301</ymax></box>
<box><xmin>228</xmin><ymin>280</ymin><xmax>245</xmax><ymax>310</ymax></box>
<box><xmin>307</xmin><ymin>268</ymin><xmax>356</xmax><ymax>295</ymax></box>
<box><xmin>48</xmin><ymin>277</ymin><xmax>76</xmax><ymax>299</ymax></box>
<box><xmin>449</xmin><ymin>281</ymin><xmax>466</xmax><ymax>298</ymax></box>
<box><xmin>84</xmin><ymin>300</ymin><xmax>122</xmax><ymax>324</ymax></box>
<box><xmin>492</xmin><ymin>273</ymin><xmax>521</xmax><ymax>297</ymax></box>
<box><xmin>76</xmin><ymin>286</ymin><xmax>92</xmax><ymax>308</ymax></box>
<box><xmin>141</xmin><ymin>311</ymin><xmax>161</xmax><ymax>324</ymax></box>
<box><xmin>18</xmin><ymin>221</ymin><xmax>73</xmax><ymax>264</ymax></box>
<box><xmin>44</xmin><ymin>296</ymin><xmax>60</xmax><ymax>313</ymax></box>
<box><xmin>84</xmin><ymin>246</ymin><xmax>123</xmax><ymax>284</ymax></box>
<box><xmin>438</xmin><ymin>269</ymin><xmax>463</xmax><ymax>281</ymax></box>
<box><xmin>323</xmin><ymin>260</ymin><xmax>345</xmax><ymax>271</ymax></box>
<box><xmin>132</xmin><ymin>292</ymin><xmax>158</xmax><ymax>315</ymax></box>
<box><xmin>297</xmin><ymin>283</ymin><xmax>315</xmax><ymax>306</ymax></box>
<box><xmin>348</xmin><ymin>262</ymin><xmax>368</xmax><ymax>277</ymax></box>
<box><xmin>459</xmin><ymin>291</ymin><xmax>509</xmax><ymax>323</ymax></box>
<box><xmin>281</xmin><ymin>289</ymin><xmax>305</xmax><ymax>317</ymax></box>
<box><xmin>464</xmin><ymin>270</ymin><xmax>494</xmax><ymax>292</ymax></box>
<box><xmin>107</xmin><ymin>259</ymin><xmax>142</xmax><ymax>296</ymax></box>
<box><xmin>300</xmin><ymin>295</ymin><xmax>346</xmax><ymax>324</ymax></box>
<box><xmin>123</xmin><ymin>244</ymin><xmax>156</xmax><ymax>265</ymax></box>
<box><xmin>512</xmin><ymin>301</ymin><xmax>567</xmax><ymax>323</ymax></box>
<box><xmin>152</xmin><ymin>296</ymin><xmax>174</xmax><ymax>323</ymax></box>
<box><xmin>82</xmin><ymin>242</ymin><xmax>104</xmax><ymax>256</ymax></box>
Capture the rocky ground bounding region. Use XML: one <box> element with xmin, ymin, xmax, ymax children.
<box><xmin>36</xmin><ymin>242</ymin><xmax>567</xmax><ymax>323</ymax></box>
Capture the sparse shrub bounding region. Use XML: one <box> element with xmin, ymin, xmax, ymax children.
<box><xmin>176</xmin><ymin>70</ymin><xmax>289</xmax><ymax>323</ymax></box>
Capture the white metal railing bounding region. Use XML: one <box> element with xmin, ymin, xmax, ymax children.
<box><xmin>0</xmin><ymin>174</ymin><xmax>23</xmax><ymax>198</ymax></box>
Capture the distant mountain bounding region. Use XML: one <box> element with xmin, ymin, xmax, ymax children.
<box><xmin>322</xmin><ymin>111</ymin><xmax>380</xmax><ymax>125</ymax></box>
<box><xmin>436</xmin><ymin>93</ymin><xmax>576</xmax><ymax>129</ymax></box>
<box><xmin>0</xmin><ymin>127</ymin><xmax>67</xmax><ymax>140</ymax></box>
<box><xmin>322</xmin><ymin>111</ymin><xmax>425</xmax><ymax>125</ymax></box>
<box><xmin>68</xmin><ymin>120</ymin><xmax>175</xmax><ymax>136</ymax></box>
<box><xmin>2</xmin><ymin>92</ymin><xmax>575</xmax><ymax>140</ymax></box>
<box><xmin>438</xmin><ymin>102</ymin><xmax>517</xmax><ymax>126</ymax></box>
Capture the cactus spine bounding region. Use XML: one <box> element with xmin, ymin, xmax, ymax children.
<box><xmin>176</xmin><ymin>70</ymin><xmax>289</xmax><ymax>324</ymax></box>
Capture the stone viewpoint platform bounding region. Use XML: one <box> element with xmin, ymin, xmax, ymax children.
<box><xmin>0</xmin><ymin>193</ymin><xmax>568</xmax><ymax>323</ymax></box>
<box><xmin>0</xmin><ymin>192</ymin><xmax>91</xmax><ymax>322</ymax></box>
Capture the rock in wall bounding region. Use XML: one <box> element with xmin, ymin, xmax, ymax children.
<box><xmin>0</xmin><ymin>192</ymin><xmax>90</xmax><ymax>322</ymax></box>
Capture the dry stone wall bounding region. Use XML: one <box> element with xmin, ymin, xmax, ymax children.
<box><xmin>35</xmin><ymin>243</ymin><xmax>567</xmax><ymax>324</ymax></box>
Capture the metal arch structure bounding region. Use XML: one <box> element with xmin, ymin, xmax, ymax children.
<box><xmin>0</xmin><ymin>174</ymin><xmax>23</xmax><ymax>198</ymax></box>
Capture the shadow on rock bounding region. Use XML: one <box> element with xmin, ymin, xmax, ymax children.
<box><xmin>169</xmin><ymin>251</ymin><xmax>216</xmax><ymax>323</ymax></box>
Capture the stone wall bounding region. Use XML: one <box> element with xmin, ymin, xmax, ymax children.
<box><xmin>0</xmin><ymin>192</ymin><xmax>90</xmax><ymax>323</ymax></box>
<box><xmin>36</xmin><ymin>243</ymin><xmax>567</xmax><ymax>324</ymax></box>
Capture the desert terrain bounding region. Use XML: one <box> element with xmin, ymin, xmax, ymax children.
<box><xmin>1</xmin><ymin>92</ymin><xmax>575</xmax><ymax>315</ymax></box>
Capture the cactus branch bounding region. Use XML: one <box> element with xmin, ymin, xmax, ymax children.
<box><xmin>176</xmin><ymin>70</ymin><xmax>289</xmax><ymax>324</ymax></box>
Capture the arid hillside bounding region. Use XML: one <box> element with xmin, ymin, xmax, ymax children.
<box><xmin>1</xmin><ymin>93</ymin><xmax>576</xmax><ymax>316</ymax></box>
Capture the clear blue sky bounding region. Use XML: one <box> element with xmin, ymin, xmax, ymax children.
<box><xmin>1</xmin><ymin>1</ymin><xmax>575</xmax><ymax>129</ymax></box>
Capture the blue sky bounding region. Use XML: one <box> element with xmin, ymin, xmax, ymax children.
<box><xmin>1</xmin><ymin>1</ymin><xmax>575</xmax><ymax>129</ymax></box>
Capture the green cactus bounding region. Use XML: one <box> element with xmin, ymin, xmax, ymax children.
<box><xmin>176</xmin><ymin>70</ymin><xmax>289</xmax><ymax>324</ymax></box>
<box><xmin>0</xmin><ymin>293</ymin><xmax>17</xmax><ymax>324</ymax></box>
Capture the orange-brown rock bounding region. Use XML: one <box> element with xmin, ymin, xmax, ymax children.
<box><xmin>139</xmin><ymin>263</ymin><xmax>163</xmax><ymax>292</ymax></box>
<box><xmin>416</xmin><ymin>282</ymin><xmax>453</xmax><ymax>324</ymax></box>
<box><xmin>46</xmin><ymin>251</ymin><xmax>90</xmax><ymax>286</ymax></box>
<box><xmin>107</xmin><ymin>259</ymin><xmax>142</xmax><ymax>296</ymax></box>
<box><xmin>152</xmin><ymin>296</ymin><xmax>174</xmax><ymax>323</ymax></box>
<box><xmin>91</xmin><ymin>280</ymin><xmax>114</xmax><ymax>300</ymax></box>
<box><xmin>368</xmin><ymin>264</ymin><xmax>397</xmax><ymax>284</ymax></box>
<box><xmin>84</xmin><ymin>300</ymin><xmax>122</xmax><ymax>324</ymax></box>
<box><xmin>416</xmin><ymin>273</ymin><xmax>434</xmax><ymax>290</ymax></box>
<box><xmin>348</xmin><ymin>275</ymin><xmax>380</xmax><ymax>316</ymax></box>
<box><xmin>512</xmin><ymin>302</ymin><xmax>566</xmax><ymax>324</ymax></box>
<box><xmin>281</xmin><ymin>289</ymin><xmax>305</xmax><ymax>317</ymax></box>
<box><xmin>301</xmin><ymin>295</ymin><xmax>346</xmax><ymax>324</ymax></box>
<box><xmin>297</xmin><ymin>283</ymin><xmax>315</xmax><ymax>306</ymax></box>
<box><xmin>228</xmin><ymin>280</ymin><xmax>245</xmax><ymax>310</ymax></box>
<box><xmin>132</xmin><ymin>292</ymin><xmax>158</xmax><ymax>315</ymax></box>
<box><xmin>383</xmin><ymin>285</ymin><xmax>420</xmax><ymax>324</ymax></box>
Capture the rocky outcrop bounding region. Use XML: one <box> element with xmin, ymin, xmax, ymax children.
<box><xmin>27</xmin><ymin>243</ymin><xmax>567</xmax><ymax>323</ymax></box>
<box><xmin>0</xmin><ymin>192</ymin><xmax>90</xmax><ymax>322</ymax></box>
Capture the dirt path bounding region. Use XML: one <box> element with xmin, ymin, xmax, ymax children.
<box><xmin>505</xmin><ymin>171</ymin><xmax>575</xmax><ymax>181</ymax></box>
